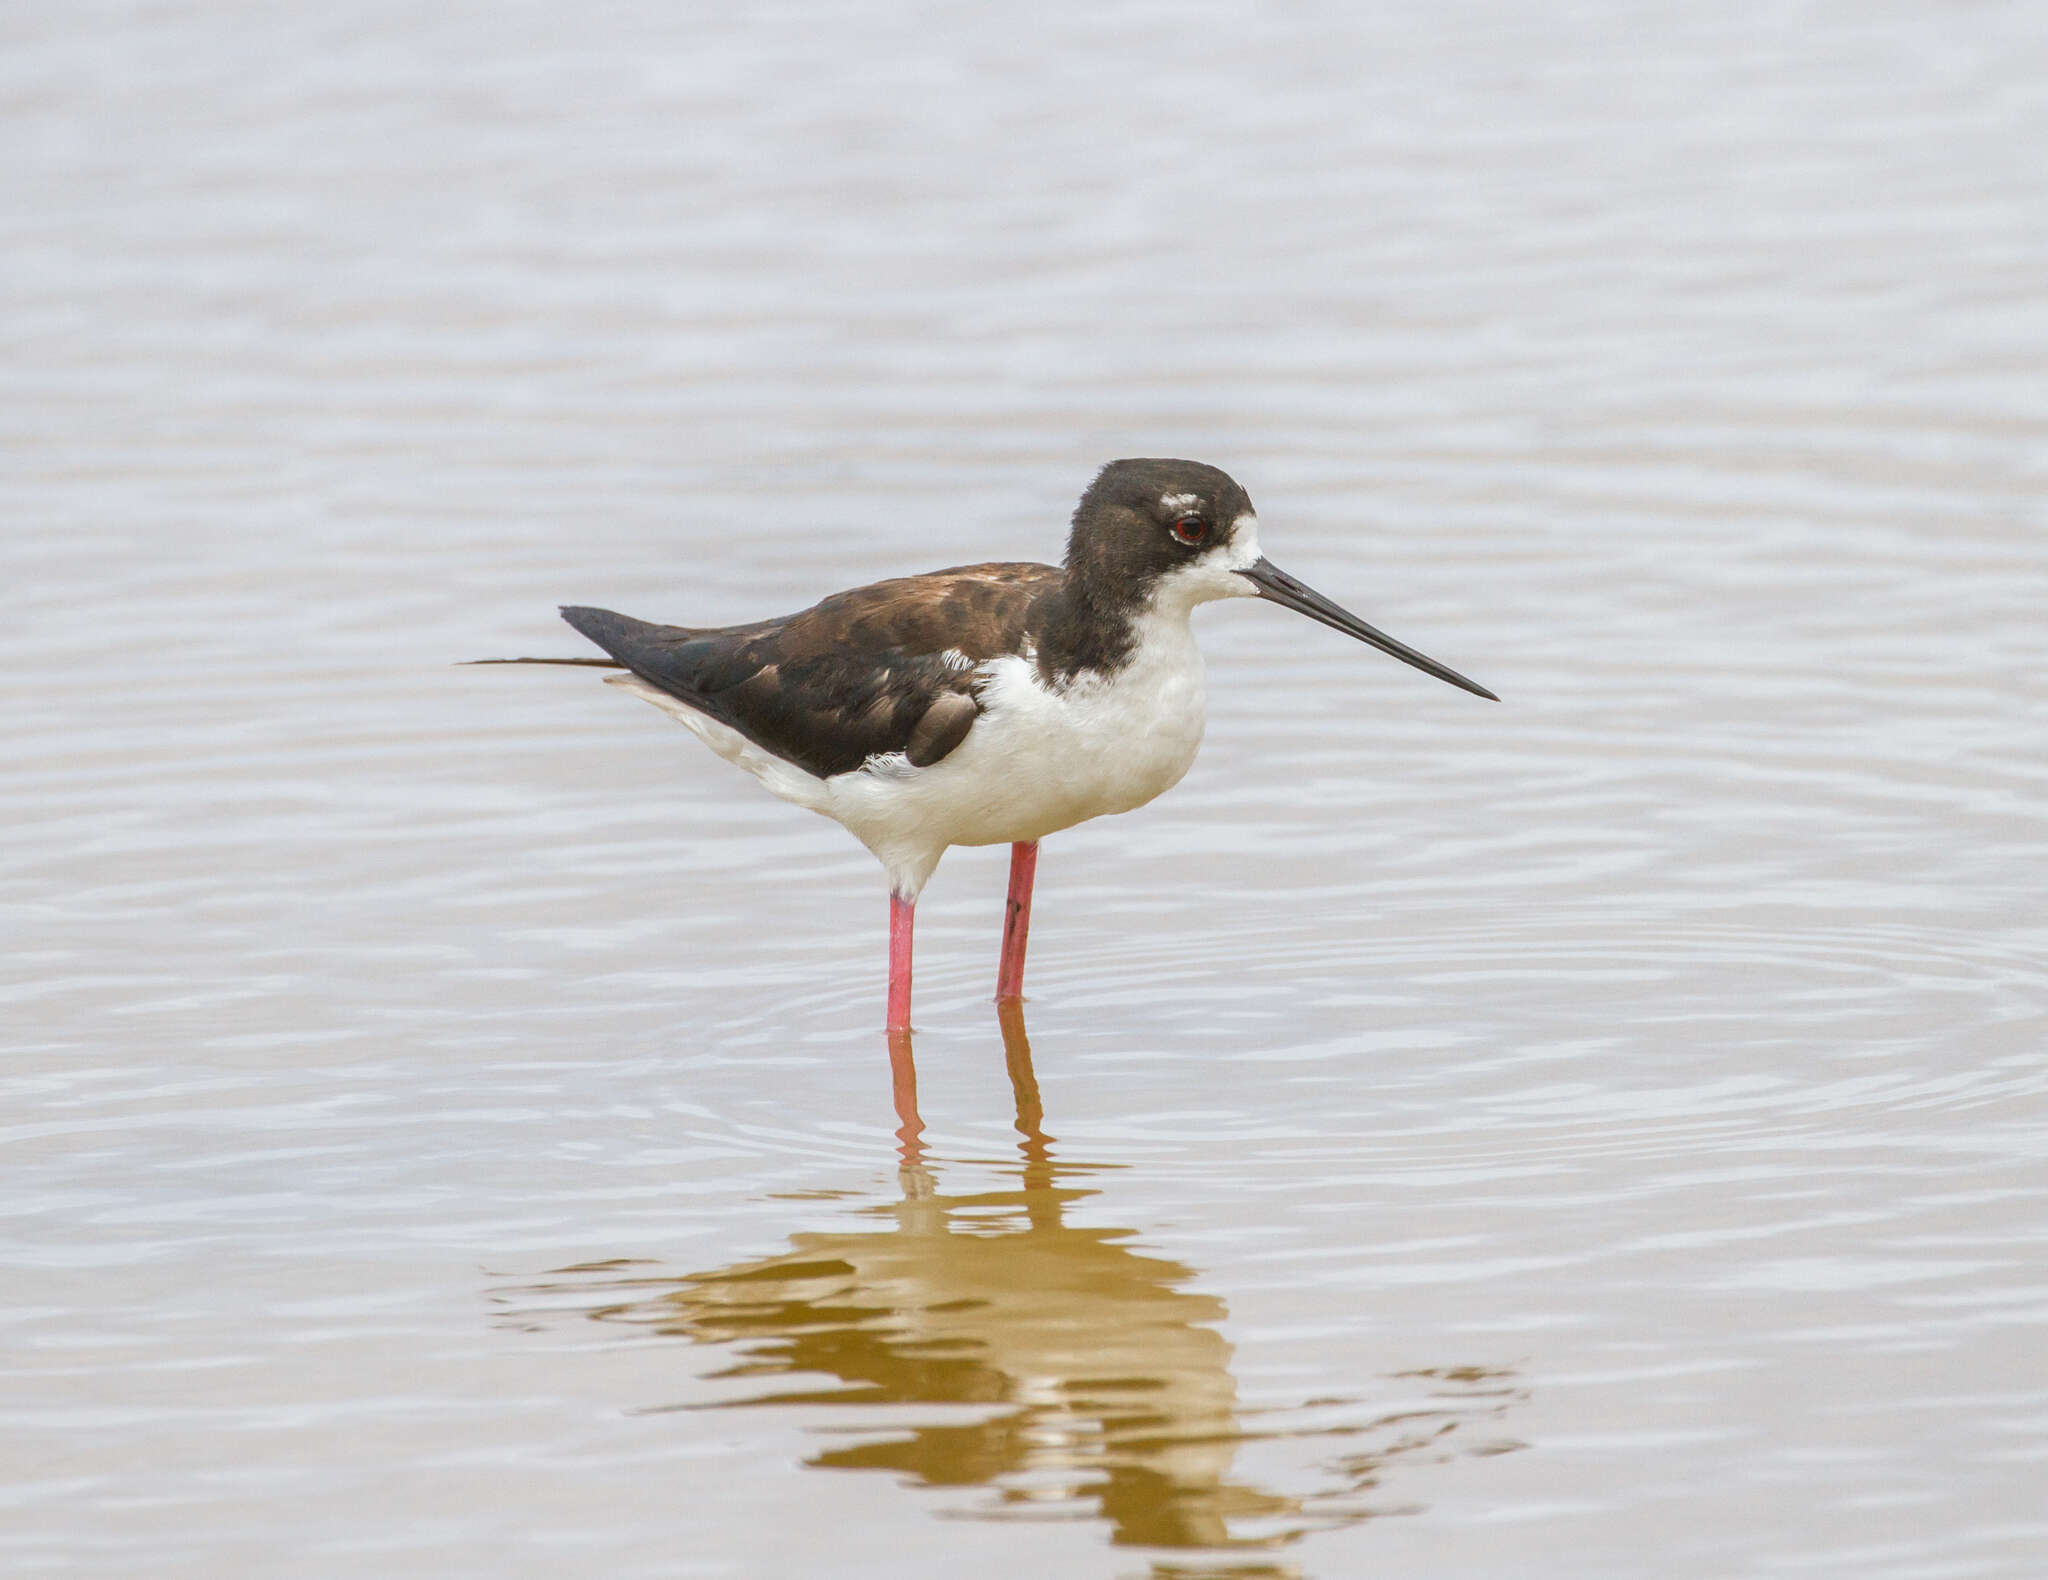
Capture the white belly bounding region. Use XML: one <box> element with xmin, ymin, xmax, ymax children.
<box><xmin>609</xmin><ymin>603</ymin><xmax>1216</xmax><ymax>900</ymax></box>
<box><xmin>827</xmin><ymin>622</ymin><xmax>1209</xmax><ymax>895</ymax></box>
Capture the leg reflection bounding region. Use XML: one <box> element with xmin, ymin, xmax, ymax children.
<box><xmin>886</xmin><ymin>1026</ymin><xmax>930</xmax><ymax>1191</ymax></box>
<box><xmin>997</xmin><ymin>997</ymin><xmax>1052</xmax><ymax>1169</ymax></box>
<box><xmin>497</xmin><ymin>1012</ymin><xmax>1528</xmax><ymax>1555</ymax></box>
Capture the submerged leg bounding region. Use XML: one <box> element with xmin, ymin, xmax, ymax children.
<box><xmin>995</xmin><ymin>840</ymin><xmax>1039</xmax><ymax>1003</ymax></box>
<box><xmin>887</xmin><ymin>890</ymin><xmax>915</xmax><ymax>1033</ymax></box>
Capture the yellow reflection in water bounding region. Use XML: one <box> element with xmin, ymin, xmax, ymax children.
<box><xmin>496</xmin><ymin>1006</ymin><xmax>1523</xmax><ymax>1560</ymax></box>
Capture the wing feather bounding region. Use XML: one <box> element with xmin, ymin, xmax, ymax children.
<box><xmin>562</xmin><ymin>562</ymin><xmax>1058</xmax><ymax>778</ymax></box>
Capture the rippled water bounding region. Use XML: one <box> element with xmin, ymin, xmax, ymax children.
<box><xmin>6</xmin><ymin>2</ymin><xmax>2047</xmax><ymax>1575</ymax></box>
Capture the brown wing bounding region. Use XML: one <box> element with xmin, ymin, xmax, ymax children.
<box><xmin>561</xmin><ymin>562</ymin><xmax>1060</xmax><ymax>779</ymax></box>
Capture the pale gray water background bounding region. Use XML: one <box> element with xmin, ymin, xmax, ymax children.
<box><xmin>5</xmin><ymin>2</ymin><xmax>2047</xmax><ymax>1576</ymax></box>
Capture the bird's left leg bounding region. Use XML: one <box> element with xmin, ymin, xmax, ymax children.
<box><xmin>995</xmin><ymin>840</ymin><xmax>1038</xmax><ymax>1003</ymax></box>
<box><xmin>887</xmin><ymin>890</ymin><xmax>916</xmax><ymax>1033</ymax></box>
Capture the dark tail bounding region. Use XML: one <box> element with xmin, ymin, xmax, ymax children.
<box><xmin>468</xmin><ymin>605</ymin><xmax>699</xmax><ymax>674</ymax></box>
<box><xmin>558</xmin><ymin>604</ymin><xmax>682</xmax><ymax>660</ymax></box>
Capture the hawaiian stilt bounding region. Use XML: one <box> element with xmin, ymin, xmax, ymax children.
<box><xmin>481</xmin><ymin>459</ymin><xmax>1495</xmax><ymax>1031</ymax></box>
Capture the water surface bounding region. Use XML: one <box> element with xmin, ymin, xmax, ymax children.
<box><xmin>5</xmin><ymin>3</ymin><xmax>2046</xmax><ymax>1576</ymax></box>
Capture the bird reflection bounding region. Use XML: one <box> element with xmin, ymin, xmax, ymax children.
<box><xmin>494</xmin><ymin>1006</ymin><xmax>1523</xmax><ymax>1559</ymax></box>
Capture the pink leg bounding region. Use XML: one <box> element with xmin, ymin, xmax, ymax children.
<box><xmin>996</xmin><ymin>840</ymin><xmax>1038</xmax><ymax>1003</ymax></box>
<box><xmin>887</xmin><ymin>891</ymin><xmax>915</xmax><ymax>1033</ymax></box>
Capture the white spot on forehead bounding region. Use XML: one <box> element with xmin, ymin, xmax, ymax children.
<box><xmin>1222</xmin><ymin>513</ymin><xmax>1262</xmax><ymax>572</ymax></box>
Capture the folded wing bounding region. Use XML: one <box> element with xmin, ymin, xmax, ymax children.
<box><xmin>562</xmin><ymin>563</ymin><xmax>1059</xmax><ymax>779</ymax></box>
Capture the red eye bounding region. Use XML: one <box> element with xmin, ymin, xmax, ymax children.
<box><xmin>1172</xmin><ymin>515</ymin><xmax>1208</xmax><ymax>546</ymax></box>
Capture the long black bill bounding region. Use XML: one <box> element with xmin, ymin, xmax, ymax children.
<box><xmin>1239</xmin><ymin>557</ymin><xmax>1498</xmax><ymax>701</ymax></box>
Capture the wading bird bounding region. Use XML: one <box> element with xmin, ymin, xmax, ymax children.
<box><xmin>485</xmin><ymin>459</ymin><xmax>1494</xmax><ymax>1030</ymax></box>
